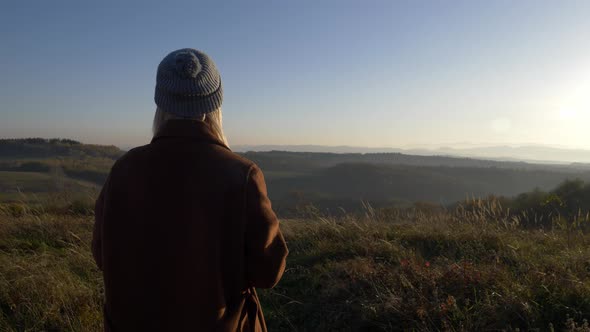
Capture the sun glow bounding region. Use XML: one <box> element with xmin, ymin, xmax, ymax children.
<box><xmin>558</xmin><ymin>108</ymin><xmax>579</xmax><ymax>119</ymax></box>
<box><xmin>556</xmin><ymin>69</ymin><xmax>590</xmax><ymax>120</ymax></box>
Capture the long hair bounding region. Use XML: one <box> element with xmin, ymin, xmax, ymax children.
<box><xmin>152</xmin><ymin>107</ymin><xmax>229</xmax><ymax>147</ymax></box>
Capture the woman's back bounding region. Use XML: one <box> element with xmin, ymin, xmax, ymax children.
<box><xmin>92</xmin><ymin>49</ymin><xmax>288</xmax><ymax>332</ymax></box>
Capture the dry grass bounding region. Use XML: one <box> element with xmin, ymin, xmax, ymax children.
<box><xmin>0</xmin><ymin>201</ymin><xmax>589</xmax><ymax>331</ymax></box>
<box><xmin>0</xmin><ymin>213</ymin><xmax>102</xmax><ymax>331</ymax></box>
<box><xmin>260</xmin><ymin>202</ymin><xmax>590</xmax><ymax>331</ymax></box>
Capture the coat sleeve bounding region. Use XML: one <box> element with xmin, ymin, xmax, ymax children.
<box><xmin>92</xmin><ymin>175</ymin><xmax>110</xmax><ymax>271</ymax></box>
<box><xmin>244</xmin><ymin>164</ymin><xmax>289</xmax><ymax>289</ymax></box>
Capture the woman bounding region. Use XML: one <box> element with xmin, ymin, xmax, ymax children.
<box><xmin>92</xmin><ymin>48</ymin><xmax>288</xmax><ymax>332</ymax></box>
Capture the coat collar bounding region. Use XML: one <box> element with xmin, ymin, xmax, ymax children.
<box><xmin>151</xmin><ymin>119</ymin><xmax>230</xmax><ymax>151</ymax></box>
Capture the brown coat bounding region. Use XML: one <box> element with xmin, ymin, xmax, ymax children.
<box><xmin>92</xmin><ymin>119</ymin><xmax>288</xmax><ymax>332</ymax></box>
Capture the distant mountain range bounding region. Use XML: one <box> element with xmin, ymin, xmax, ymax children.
<box><xmin>232</xmin><ymin>144</ymin><xmax>590</xmax><ymax>165</ymax></box>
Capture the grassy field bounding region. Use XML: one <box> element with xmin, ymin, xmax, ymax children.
<box><xmin>0</xmin><ymin>202</ymin><xmax>589</xmax><ymax>331</ymax></box>
<box><xmin>0</xmin><ymin>171</ymin><xmax>98</xmax><ymax>200</ymax></box>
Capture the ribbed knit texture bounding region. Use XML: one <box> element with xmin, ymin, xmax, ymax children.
<box><xmin>155</xmin><ymin>48</ymin><xmax>223</xmax><ymax>117</ymax></box>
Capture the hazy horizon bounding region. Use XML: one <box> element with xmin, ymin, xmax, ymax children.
<box><xmin>6</xmin><ymin>135</ymin><xmax>590</xmax><ymax>164</ymax></box>
<box><xmin>9</xmin><ymin>134</ymin><xmax>590</xmax><ymax>164</ymax></box>
<box><xmin>2</xmin><ymin>1</ymin><xmax>590</xmax><ymax>150</ymax></box>
<box><xmin>232</xmin><ymin>143</ymin><xmax>590</xmax><ymax>164</ymax></box>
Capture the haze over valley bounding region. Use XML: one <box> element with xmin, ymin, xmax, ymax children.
<box><xmin>232</xmin><ymin>143</ymin><xmax>590</xmax><ymax>164</ymax></box>
<box><xmin>3</xmin><ymin>138</ymin><xmax>590</xmax><ymax>215</ymax></box>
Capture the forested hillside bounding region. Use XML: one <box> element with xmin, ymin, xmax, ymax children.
<box><xmin>266</xmin><ymin>163</ymin><xmax>590</xmax><ymax>213</ymax></box>
<box><xmin>2</xmin><ymin>139</ymin><xmax>590</xmax><ymax>215</ymax></box>
<box><xmin>0</xmin><ymin>139</ymin><xmax>121</xmax><ymax>201</ymax></box>
<box><xmin>242</xmin><ymin>150</ymin><xmax>590</xmax><ymax>173</ymax></box>
<box><xmin>0</xmin><ymin>138</ymin><xmax>122</xmax><ymax>159</ymax></box>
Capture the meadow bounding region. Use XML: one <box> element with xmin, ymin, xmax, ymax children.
<box><xmin>1</xmin><ymin>139</ymin><xmax>590</xmax><ymax>330</ymax></box>
<box><xmin>1</xmin><ymin>199</ymin><xmax>589</xmax><ymax>331</ymax></box>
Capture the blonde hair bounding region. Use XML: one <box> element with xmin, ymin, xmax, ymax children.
<box><xmin>152</xmin><ymin>107</ymin><xmax>229</xmax><ymax>147</ymax></box>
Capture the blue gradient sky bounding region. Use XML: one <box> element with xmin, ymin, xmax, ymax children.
<box><xmin>1</xmin><ymin>1</ymin><xmax>590</xmax><ymax>149</ymax></box>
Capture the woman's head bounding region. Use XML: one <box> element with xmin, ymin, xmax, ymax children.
<box><xmin>152</xmin><ymin>48</ymin><xmax>228</xmax><ymax>146</ymax></box>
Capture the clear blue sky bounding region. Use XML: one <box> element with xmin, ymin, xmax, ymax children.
<box><xmin>1</xmin><ymin>1</ymin><xmax>590</xmax><ymax>149</ymax></box>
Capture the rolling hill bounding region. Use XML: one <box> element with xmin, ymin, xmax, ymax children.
<box><xmin>2</xmin><ymin>138</ymin><xmax>590</xmax><ymax>214</ymax></box>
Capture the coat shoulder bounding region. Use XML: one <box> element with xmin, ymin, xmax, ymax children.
<box><xmin>110</xmin><ymin>144</ymin><xmax>151</xmax><ymax>171</ymax></box>
<box><xmin>110</xmin><ymin>142</ymin><xmax>261</xmax><ymax>186</ymax></box>
<box><xmin>209</xmin><ymin>145</ymin><xmax>261</xmax><ymax>179</ymax></box>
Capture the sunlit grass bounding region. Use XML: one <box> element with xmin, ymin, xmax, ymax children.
<box><xmin>0</xmin><ymin>201</ymin><xmax>589</xmax><ymax>331</ymax></box>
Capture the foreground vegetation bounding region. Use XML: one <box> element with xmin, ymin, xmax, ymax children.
<box><xmin>1</xmin><ymin>200</ymin><xmax>589</xmax><ymax>331</ymax></box>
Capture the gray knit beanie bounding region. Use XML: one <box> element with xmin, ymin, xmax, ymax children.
<box><xmin>154</xmin><ymin>48</ymin><xmax>223</xmax><ymax>117</ymax></box>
